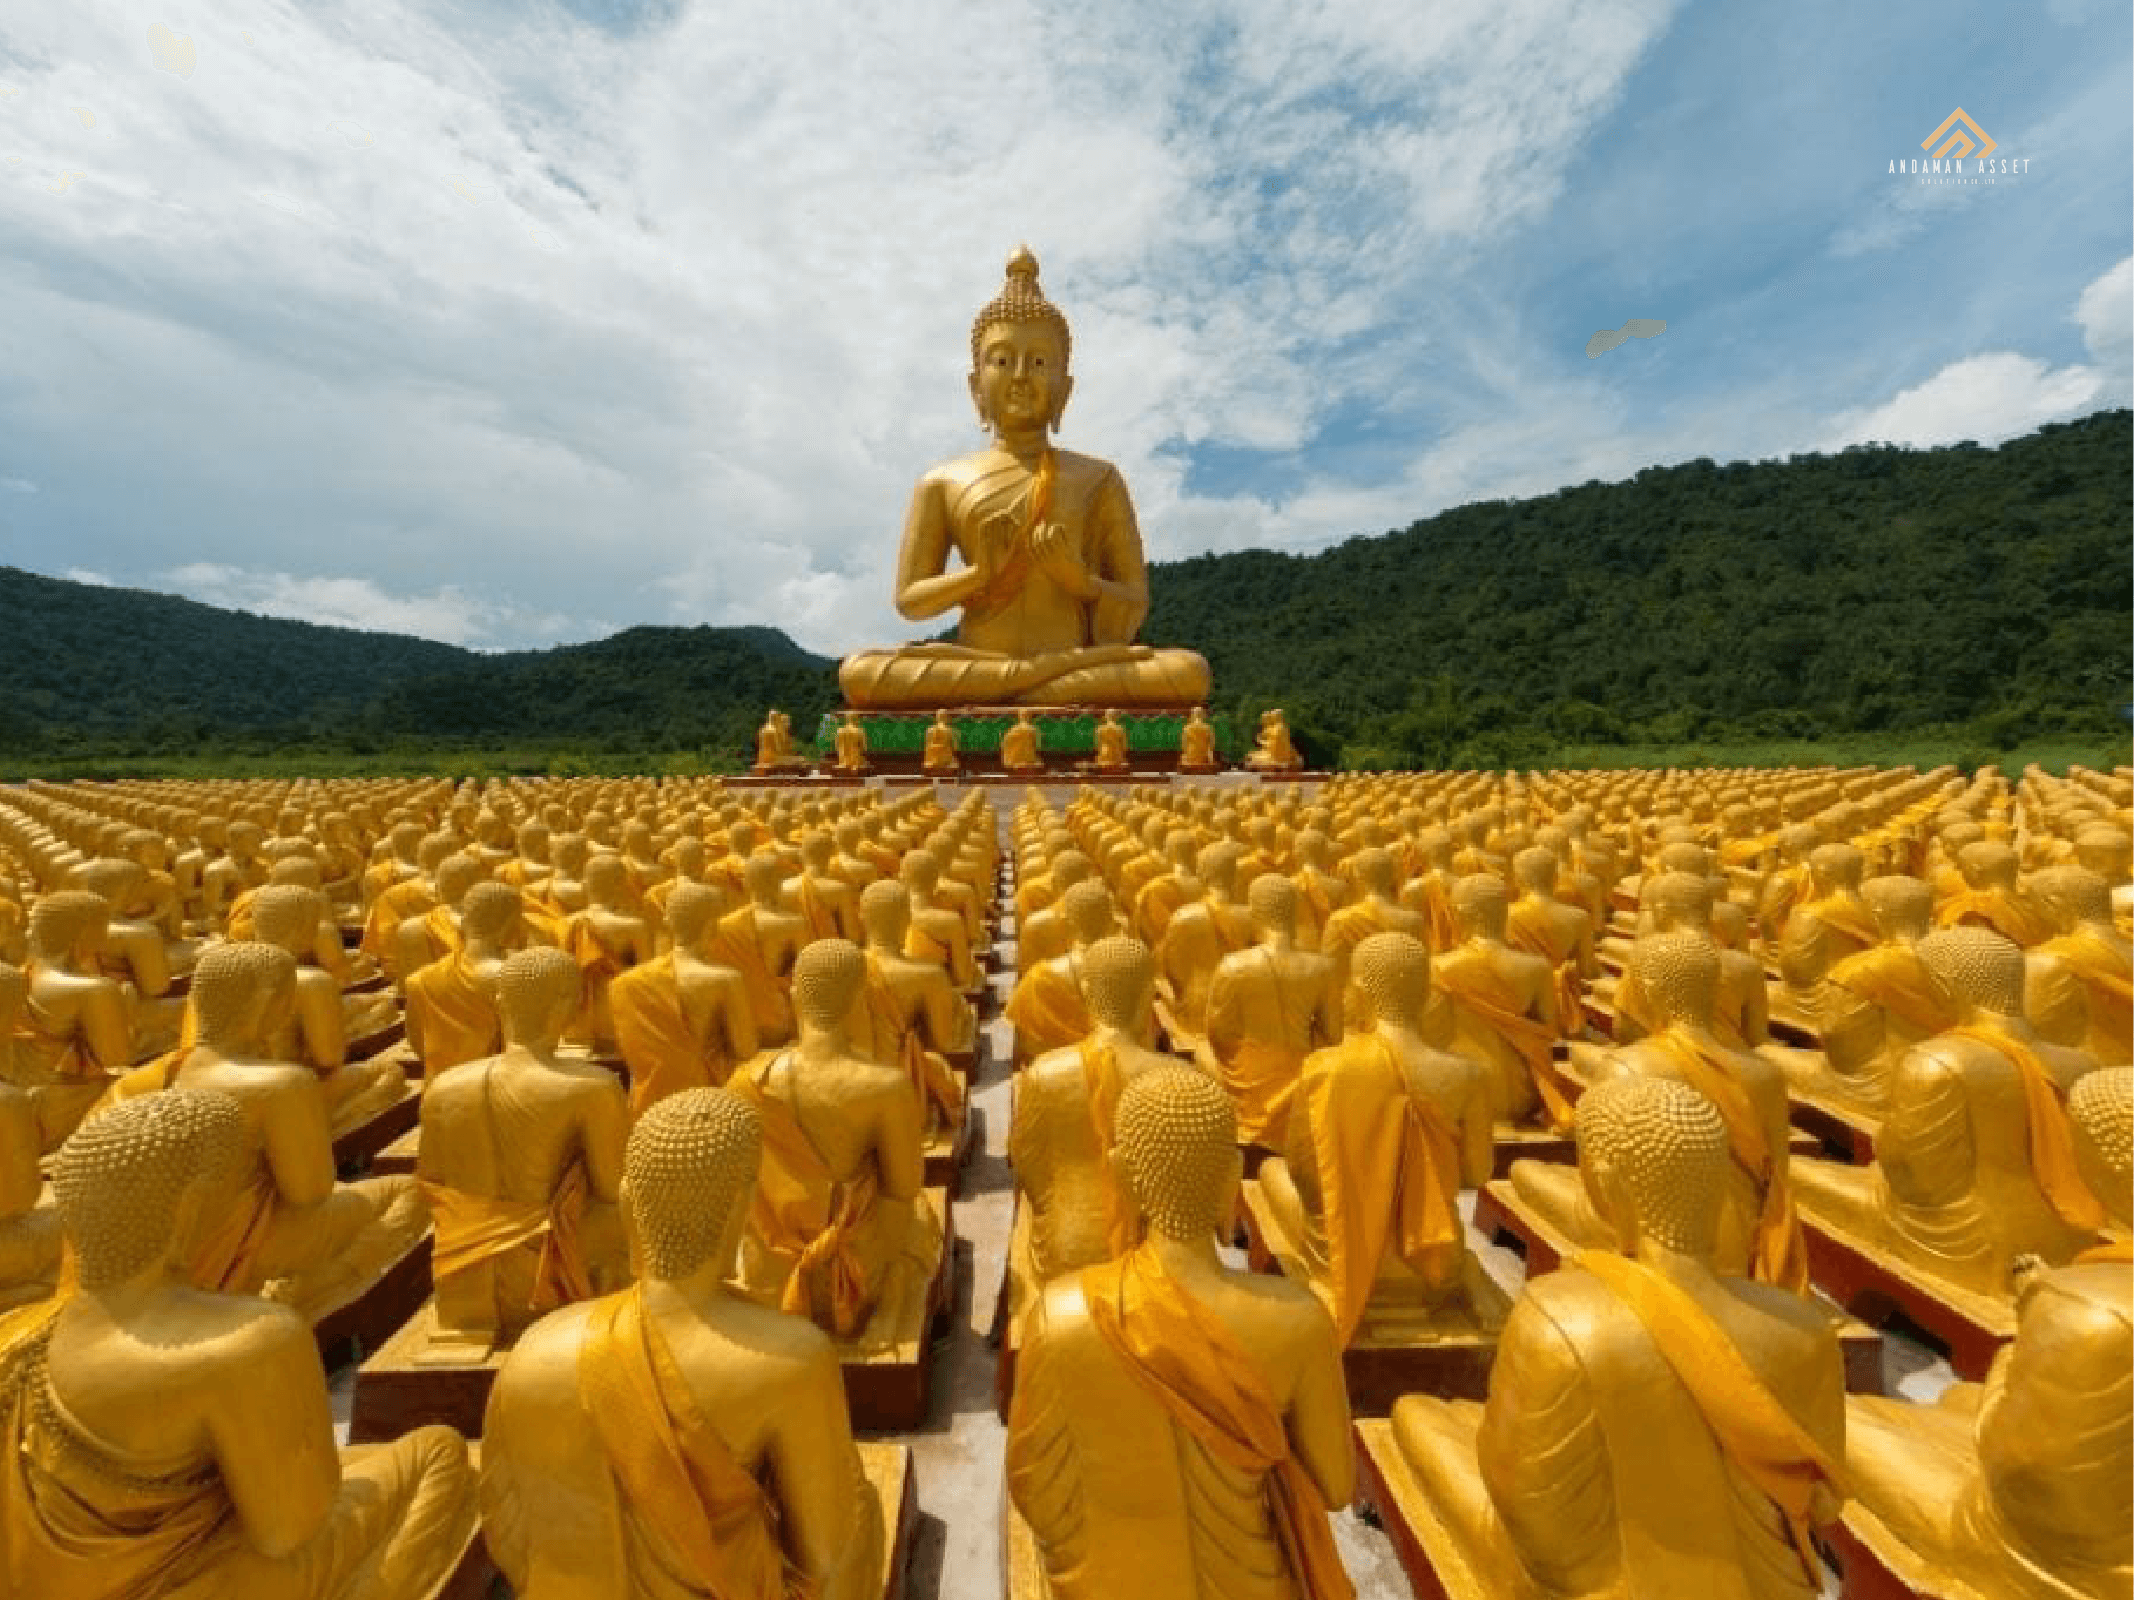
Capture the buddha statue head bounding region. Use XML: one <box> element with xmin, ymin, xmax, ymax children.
<box><xmin>1861</xmin><ymin>876</ymin><xmax>1934</xmax><ymax>942</ymax></box>
<box><xmin>461</xmin><ymin>881</ymin><xmax>527</xmax><ymax>951</ymax></box>
<box><xmin>1061</xmin><ymin>878</ymin><xmax>1117</xmax><ymax>947</ymax></box>
<box><xmin>251</xmin><ymin>884</ymin><xmax>328</xmax><ymax>955</ymax></box>
<box><xmin>57</xmin><ymin>1088</ymin><xmax>248</xmax><ymax>1290</ymax></box>
<box><xmin>1807</xmin><ymin>843</ymin><xmax>1864</xmax><ymax>895</ymax></box>
<box><xmin>1576</xmin><ymin>1074</ymin><xmax>1731</xmax><ymax>1259</ymax></box>
<box><xmin>968</xmin><ymin>246</ymin><xmax>1073</xmax><ymax>437</ymax></box>
<box><xmin>1047</xmin><ymin>851</ymin><xmax>1094</xmax><ymax>895</ymax></box>
<box><xmin>666</xmin><ymin>882</ymin><xmax>729</xmax><ymax>955</ymax></box>
<box><xmin>858</xmin><ymin>879</ymin><xmax>914</xmax><ymax>951</ymax></box>
<box><xmin>621</xmin><ymin>1087</ymin><xmax>761</xmax><ymax>1284</ymax></box>
<box><xmin>741</xmin><ymin>850</ymin><xmax>787</xmax><ymax>909</ymax></box>
<box><xmin>1112</xmin><ymin>1066</ymin><xmax>1239</xmax><ymax>1244</ymax></box>
<box><xmin>1451</xmin><ymin>874</ymin><xmax>1510</xmax><ymax>941</ymax></box>
<box><xmin>2072</xmin><ymin>825</ymin><xmax>2131</xmax><ymax>887</ymax></box>
<box><xmin>2068</xmin><ymin>1067</ymin><xmax>2132</xmax><ymax>1232</ymax></box>
<box><xmin>1511</xmin><ymin>847</ymin><xmax>1561</xmax><ymax>897</ymax></box>
<box><xmin>1353</xmin><ymin>932</ymin><xmax>1431</xmax><ymax>1026</ymax></box>
<box><xmin>791</xmin><ymin>938</ymin><xmax>867</xmax><ymax>1035</ymax></box>
<box><xmin>1642</xmin><ymin>871</ymin><xmax>1714</xmax><ymax>935</ymax></box>
<box><xmin>1245</xmin><ymin>873</ymin><xmax>1299</xmax><ymax>941</ymax></box>
<box><xmin>1917</xmin><ymin>927</ymin><xmax>2024</xmax><ymax>1021</ymax></box>
<box><xmin>1956</xmin><ymin>840</ymin><xmax>2023</xmax><ymax>892</ymax></box>
<box><xmin>1081</xmin><ymin>935</ymin><xmax>1156</xmax><ymax>1034</ymax></box>
<box><xmin>497</xmin><ymin>946</ymin><xmax>583</xmax><ymax>1050</ymax></box>
<box><xmin>27</xmin><ymin>888</ymin><xmax>110</xmax><ymax>967</ymax></box>
<box><xmin>2028</xmin><ymin>865</ymin><xmax>2113</xmax><ymax>935</ymax></box>
<box><xmin>1349</xmin><ymin>847</ymin><xmax>1399</xmax><ymax>900</ymax></box>
<box><xmin>192</xmin><ymin>941</ymin><xmax>299</xmax><ymax>1055</ymax></box>
<box><xmin>585</xmin><ymin>853</ymin><xmax>630</xmax><ymax>909</ymax></box>
<box><xmin>1629</xmin><ymin>931</ymin><xmax>1720</xmax><ymax>1030</ymax></box>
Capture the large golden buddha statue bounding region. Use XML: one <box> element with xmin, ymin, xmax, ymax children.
<box><xmin>1383</xmin><ymin>1076</ymin><xmax>1847</xmax><ymax>1600</ymax></box>
<box><xmin>480</xmin><ymin>1089</ymin><xmax>890</xmax><ymax>1600</ymax></box>
<box><xmin>837</xmin><ymin>248</ymin><xmax>1211</xmax><ymax>708</ymax></box>
<box><xmin>1006</xmin><ymin>1066</ymin><xmax>1355</xmax><ymax>1600</ymax></box>
<box><xmin>1</xmin><ymin>1091</ymin><xmax>478</xmax><ymax>1598</ymax></box>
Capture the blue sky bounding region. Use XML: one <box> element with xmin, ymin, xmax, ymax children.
<box><xmin>1</xmin><ymin>0</ymin><xmax>2126</xmax><ymax>654</ymax></box>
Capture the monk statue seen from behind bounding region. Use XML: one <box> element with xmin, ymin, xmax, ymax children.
<box><xmin>0</xmin><ymin>1090</ymin><xmax>478</xmax><ymax>1598</ymax></box>
<box><xmin>481</xmin><ymin>1089</ymin><xmax>886</xmax><ymax>1600</ymax></box>
<box><xmin>838</xmin><ymin>248</ymin><xmax>1211</xmax><ymax>708</ymax></box>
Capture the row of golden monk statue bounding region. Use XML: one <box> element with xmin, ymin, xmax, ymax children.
<box><xmin>756</xmin><ymin>703</ymin><xmax>1300</xmax><ymax>776</ymax></box>
<box><xmin>0</xmin><ymin>755</ymin><xmax>2126</xmax><ymax>1598</ymax></box>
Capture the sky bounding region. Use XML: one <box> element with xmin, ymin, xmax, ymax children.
<box><xmin>1</xmin><ymin>0</ymin><xmax>2128</xmax><ymax>656</ymax></box>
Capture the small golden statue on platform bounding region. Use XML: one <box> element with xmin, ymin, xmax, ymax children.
<box><xmin>837</xmin><ymin>248</ymin><xmax>1211</xmax><ymax>709</ymax></box>
<box><xmin>832</xmin><ymin>711</ymin><xmax>872</xmax><ymax>774</ymax></box>
<box><xmin>1091</xmin><ymin>709</ymin><xmax>1131</xmax><ymax>772</ymax></box>
<box><xmin>922</xmin><ymin>710</ymin><xmax>962</xmax><ymax>776</ymax></box>
<box><xmin>1244</xmin><ymin>707</ymin><xmax>1303</xmax><ymax>771</ymax></box>
<box><xmin>1178</xmin><ymin>705</ymin><xmax>1220</xmax><ymax>771</ymax></box>
<box><xmin>1000</xmin><ymin>709</ymin><xmax>1045</xmax><ymax>773</ymax></box>
<box><xmin>752</xmin><ymin>709</ymin><xmax>810</xmax><ymax>775</ymax></box>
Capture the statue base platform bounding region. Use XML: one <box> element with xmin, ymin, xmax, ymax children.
<box><xmin>348</xmin><ymin>1297</ymin><xmax>509</xmax><ymax>1443</ymax></box>
<box><xmin>1353</xmin><ymin>1416</ymin><xmax>1495</xmax><ymax>1600</ymax></box>
<box><xmin>728</xmin><ymin>770</ymin><xmax>843</xmax><ymax>788</ymax></box>
<box><xmin>346</xmin><ymin>1016</ymin><xmax>405</xmax><ymax>1060</ymax></box>
<box><xmin>331</xmin><ymin>1080</ymin><xmax>422</xmax><ymax>1175</ymax></box>
<box><xmin>815</xmin><ymin>704</ymin><xmax>1239</xmax><ymax>775</ymax></box>
<box><xmin>1790</xmin><ymin>1085</ymin><xmax>1880</xmax><ymax>1164</ymax></box>
<box><xmin>1798</xmin><ymin>1208</ymin><xmax>2014</xmax><ymax>1380</ymax></box>
<box><xmin>1243</xmin><ymin>768</ymin><xmax>1326</xmax><ymax>782</ymax></box>
<box><xmin>370</xmin><ymin>1124</ymin><xmax>419</xmax><ymax>1176</ymax></box>
<box><xmin>840</xmin><ymin>1186</ymin><xmax>957</xmax><ymax>1432</ymax></box>
<box><xmin>1240</xmin><ymin>1180</ymin><xmax>1506</xmax><ymax>1413</ymax></box>
<box><xmin>991</xmin><ymin>1201</ymin><xmax>1028</xmax><ymax>1424</ymax></box>
<box><xmin>866</xmin><ymin>1441</ymin><xmax>921</xmax><ymax>1600</ymax></box>
<box><xmin>1767</xmin><ymin>993</ymin><xmax>1824</xmax><ymax>1049</ymax></box>
<box><xmin>1474</xmin><ymin>1181</ymin><xmax>1887</xmax><ymax>1393</ymax></box>
<box><xmin>313</xmin><ymin>1228</ymin><xmax>434</xmax><ymax>1370</ymax></box>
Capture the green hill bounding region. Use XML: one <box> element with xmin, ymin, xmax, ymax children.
<box><xmin>3</xmin><ymin>407</ymin><xmax>2126</xmax><ymax>774</ymax></box>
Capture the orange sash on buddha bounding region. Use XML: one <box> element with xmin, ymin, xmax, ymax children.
<box><xmin>1412</xmin><ymin>877</ymin><xmax>1458</xmax><ymax>953</ymax></box>
<box><xmin>2051</xmin><ymin>925</ymin><xmax>2134</xmax><ymax>1043</ymax></box>
<box><xmin>1945</xmin><ymin>1024</ymin><xmax>2107</xmax><ymax>1233</ymax></box>
<box><xmin>612</xmin><ymin>955</ymin><xmax>727</xmax><ymax>1118</ymax></box>
<box><xmin>1080</xmin><ymin>1243</ymin><xmax>1355</xmax><ymax>1600</ymax></box>
<box><xmin>864</xmin><ymin>961</ymin><xmax>958</xmax><ymax>1126</ymax></box>
<box><xmin>1826</xmin><ymin>943</ymin><xmax>1952</xmax><ymax>1036</ymax></box>
<box><xmin>1509</xmin><ymin>913</ymin><xmax>1587</xmax><ymax>1051</ymax></box>
<box><xmin>190</xmin><ymin>1163</ymin><xmax>282</xmax><ymax>1293</ymax></box>
<box><xmin>1574</xmin><ymin>1249</ymin><xmax>1847</xmax><ymax>1583</ymax></box>
<box><xmin>421</xmin><ymin>1163</ymin><xmax>592</xmax><ymax>1316</ymax></box>
<box><xmin>1432</xmin><ymin>960</ymin><xmax>1577</xmax><ymax>1132</ymax></box>
<box><xmin>1005</xmin><ymin>957</ymin><xmax>1088</xmax><ymax>1063</ymax></box>
<box><xmin>222</xmin><ymin>886</ymin><xmax>260</xmax><ymax>939</ymax></box>
<box><xmin>965</xmin><ymin>447</ymin><xmax>1056</xmax><ymax>624</ymax></box>
<box><xmin>1305</xmin><ymin>1036</ymin><xmax>1461</xmax><ymax>1344</ymax></box>
<box><xmin>566</xmin><ymin>915</ymin><xmax>624</xmax><ymax>1003</ymax></box>
<box><xmin>13</xmin><ymin>971</ymin><xmax>105</xmax><ymax>1083</ymax></box>
<box><xmin>406</xmin><ymin>956</ymin><xmax>501</xmax><ymax>1080</ymax></box>
<box><xmin>796</xmin><ymin>877</ymin><xmax>842</xmax><ymax>943</ymax></box>
<box><xmin>1802</xmin><ymin>894</ymin><xmax>1879</xmax><ymax>953</ymax></box>
<box><xmin>577</xmin><ymin>1285</ymin><xmax>793</xmax><ymax>1600</ymax></box>
<box><xmin>1937</xmin><ymin>888</ymin><xmax>2053</xmax><ymax>948</ymax></box>
<box><xmin>714</xmin><ymin>915</ymin><xmax>792</xmax><ymax>1041</ymax></box>
<box><xmin>358</xmin><ymin>877</ymin><xmax>434</xmax><ymax>961</ymax></box>
<box><xmin>730</xmin><ymin>1060</ymin><xmax>876</xmax><ymax>1339</ymax></box>
<box><xmin>2077</xmin><ymin>1237</ymin><xmax>2133</xmax><ymax>1264</ymax></box>
<box><xmin>1644</xmin><ymin>1033</ymin><xmax>1809</xmax><ymax>1293</ymax></box>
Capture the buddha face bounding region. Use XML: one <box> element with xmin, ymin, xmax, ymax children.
<box><xmin>971</xmin><ymin>320</ymin><xmax>1069</xmax><ymax>435</ymax></box>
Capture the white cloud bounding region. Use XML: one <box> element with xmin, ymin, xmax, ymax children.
<box><xmin>63</xmin><ymin>566</ymin><xmax>112</xmax><ymax>585</ymax></box>
<box><xmin>1820</xmin><ymin>352</ymin><xmax>2103</xmax><ymax>452</ymax></box>
<box><xmin>158</xmin><ymin>563</ymin><xmax>576</xmax><ymax>649</ymax></box>
<box><xmin>2075</xmin><ymin>254</ymin><xmax>2132</xmax><ymax>405</ymax></box>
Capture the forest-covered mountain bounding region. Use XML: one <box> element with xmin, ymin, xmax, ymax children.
<box><xmin>3</xmin><ymin>407</ymin><xmax>2126</xmax><ymax>770</ymax></box>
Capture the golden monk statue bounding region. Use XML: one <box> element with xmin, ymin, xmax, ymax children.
<box><xmin>1194</xmin><ymin>874</ymin><xmax>1341</xmax><ymax>1149</ymax></box>
<box><xmin>714</xmin><ymin>851</ymin><xmax>806</xmax><ymax>1047</ymax></box>
<box><xmin>418</xmin><ymin>946</ymin><xmax>627</xmax><ymax>1357</ymax></box>
<box><xmin>251</xmin><ymin>883</ymin><xmax>408</xmax><ymax>1132</ymax></box>
<box><xmin>752</xmin><ymin>708</ymin><xmax>809</xmax><ymax>774</ymax></box>
<box><xmin>1000</xmin><ymin>709</ymin><xmax>1045</xmax><ymax>773</ymax></box>
<box><xmin>562</xmin><ymin>854</ymin><xmax>654</xmax><ymax>1054</ymax></box>
<box><xmin>784</xmin><ymin>830</ymin><xmax>862</xmax><ymax>945</ymax></box>
<box><xmin>0</xmin><ymin>1091</ymin><xmax>479</xmax><ymax>1597</ymax></box>
<box><xmin>12</xmin><ymin>890</ymin><xmax>131</xmax><ymax>1151</ymax></box>
<box><xmin>1792</xmin><ymin>927</ymin><xmax>2108</xmax><ymax>1301</ymax></box>
<box><xmin>1425</xmin><ymin>874</ymin><xmax>1567</xmax><ymax>1131</ymax></box>
<box><xmin>897</xmin><ymin>848</ymin><xmax>978</xmax><ymax>990</ymax></box>
<box><xmin>1092</xmin><ymin>709</ymin><xmax>1130</xmax><ymax>772</ymax></box>
<box><xmin>169</xmin><ymin>942</ymin><xmax>429</xmax><ymax>1321</ymax></box>
<box><xmin>921</xmin><ymin>710</ymin><xmax>962</xmax><ymax>775</ymax></box>
<box><xmin>1506</xmin><ymin>844</ymin><xmax>1597</xmax><ymax>1039</ymax></box>
<box><xmin>1319</xmin><ymin>846</ymin><xmax>1427</xmax><ymax>1028</ymax></box>
<box><xmin>1776</xmin><ymin>842</ymin><xmax>1880</xmax><ymax>1018</ymax></box>
<box><xmin>1259</xmin><ymin>933</ymin><xmax>1499</xmax><ymax>1344</ymax></box>
<box><xmin>0</xmin><ymin>965</ymin><xmax>62</xmax><ymax>1310</ymax></box>
<box><xmin>832</xmin><ymin>711</ymin><xmax>871</xmax><ymax>775</ymax></box>
<box><xmin>1603</xmin><ymin>870</ymin><xmax>1768</xmax><ymax>1052</ymax></box>
<box><xmin>730</xmin><ymin>940</ymin><xmax>940</xmax><ymax>1349</ymax></box>
<box><xmin>1243</xmin><ymin>707</ymin><xmax>1303</xmax><ymax>771</ymax></box>
<box><xmin>2023</xmin><ymin>864</ymin><xmax>2132</xmax><ymax>1067</ymax></box>
<box><xmin>1516</xmin><ymin>931</ymin><xmax>1810</xmax><ymax>1290</ymax></box>
<box><xmin>480</xmin><ymin>1089</ymin><xmax>887</xmax><ymax>1600</ymax></box>
<box><xmin>406</xmin><ymin>881</ymin><xmax>525</xmax><ymax>1080</ymax></box>
<box><xmin>1006</xmin><ymin>1066</ymin><xmax>1355</xmax><ymax>1600</ymax></box>
<box><xmin>1386</xmin><ymin>1076</ymin><xmax>1847</xmax><ymax>1600</ymax></box>
<box><xmin>610</xmin><ymin>882</ymin><xmax>760</xmax><ymax>1118</ymax></box>
<box><xmin>1006</xmin><ymin>878</ymin><xmax>1119</xmax><ymax>1065</ymax></box>
<box><xmin>1937</xmin><ymin>839</ymin><xmax>2054</xmax><ymax>947</ymax></box>
<box><xmin>838</xmin><ymin>248</ymin><xmax>1211</xmax><ymax>709</ymax></box>
<box><xmin>1178</xmin><ymin>705</ymin><xmax>1220</xmax><ymax>770</ymax></box>
<box><xmin>1010</xmin><ymin>936</ymin><xmax>1195</xmax><ymax>1294</ymax></box>
<box><xmin>1836</xmin><ymin>1068</ymin><xmax>2130</xmax><ymax>1600</ymax></box>
<box><xmin>852</xmin><ymin>879</ymin><xmax>970</xmax><ymax>1141</ymax></box>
